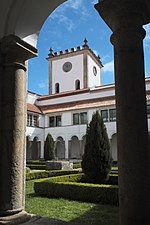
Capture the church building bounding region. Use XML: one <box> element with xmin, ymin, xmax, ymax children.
<box><xmin>26</xmin><ymin>39</ymin><xmax>150</xmax><ymax>162</ymax></box>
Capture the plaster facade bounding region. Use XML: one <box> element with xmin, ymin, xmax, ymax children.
<box><xmin>26</xmin><ymin>42</ymin><xmax>150</xmax><ymax>163</ymax></box>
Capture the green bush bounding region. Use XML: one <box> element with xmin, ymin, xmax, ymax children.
<box><xmin>44</xmin><ymin>133</ymin><xmax>55</xmax><ymax>160</ymax></box>
<box><xmin>34</xmin><ymin>174</ymin><xmax>118</xmax><ymax>205</ymax></box>
<box><xmin>73</xmin><ymin>163</ymin><xmax>81</xmax><ymax>169</ymax></box>
<box><xmin>26</xmin><ymin>160</ymin><xmax>46</xmax><ymax>165</ymax></box>
<box><xmin>82</xmin><ymin>111</ymin><xmax>112</xmax><ymax>184</ymax></box>
<box><xmin>26</xmin><ymin>160</ymin><xmax>46</xmax><ymax>170</ymax></box>
<box><xmin>26</xmin><ymin>164</ymin><xmax>46</xmax><ymax>170</ymax></box>
<box><xmin>26</xmin><ymin>169</ymin><xmax>81</xmax><ymax>181</ymax></box>
<box><xmin>26</xmin><ymin>167</ymin><xmax>30</xmax><ymax>174</ymax></box>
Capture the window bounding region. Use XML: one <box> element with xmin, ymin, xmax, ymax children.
<box><xmin>49</xmin><ymin>116</ymin><xmax>55</xmax><ymax>127</ymax></box>
<box><xmin>75</xmin><ymin>80</ymin><xmax>80</xmax><ymax>90</ymax></box>
<box><xmin>101</xmin><ymin>110</ymin><xmax>108</xmax><ymax>122</ymax></box>
<box><xmin>73</xmin><ymin>113</ymin><xmax>79</xmax><ymax>125</ymax></box>
<box><xmin>33</xmin><ymin>115</ymin><xmax>39</xmax><ymax>127</ymax></box>
<box><xmin>27</xmin><ymin>114</ymin><xmax>39</xmax><ymax>127</ymax></box>
<box><xmin>73</xmin><ymin>112</ymin><xmax>87</xmax><ymax>125</ymax></box>
<box><xmin>56</xmin><ymin>116</ymin><xmax>61</xmax><ymax>127</ymax></box>
<box><xmin>49</xmin><ymin>115</ymin><xmax>62</xmax><ymax>127</ymax></box>
<box><xmin>80</xmin><ymin>112</ymin><xmax>87</xmax><ymax>124</ymax></box>
<box><xmin>55</xmin><ymin>83</ymin><xmax>60</xmax><ymax>93</ymax></box>
<box><xmin>109</xmin><ymin>109</ymin><xmax>116</xmax><ymax>121</ymax></box>
<box><xmin>147</xmin><ymin>105</ymin><xmax>150</xmax><ymax>118</ymax></box>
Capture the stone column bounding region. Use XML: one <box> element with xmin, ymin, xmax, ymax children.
<box><xmin>95</xmin><ymin>1</ymin><xmax>150</xmax><ymax>225</ymax></box>
<box><xmin>0</xmin><ymin>35</ymin><xmax>37</xmax><ymax>223</ymax></box>
<box><xmin>65</xmin><ymin>139</ymin><xmax>69</xmax><ymax>159</ymax></box>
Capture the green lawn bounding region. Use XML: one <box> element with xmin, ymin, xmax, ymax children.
<box><xmin>25</xmin><ymin>180</ymin><xmax>119</xmax><ymax>225</ymax></box>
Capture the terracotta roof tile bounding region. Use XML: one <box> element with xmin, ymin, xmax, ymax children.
<box><xmin>27</xmin><ymin>103</ymin><xmax>42</xmax><ymax>114</ymax></box>
<box><xmin>40</xmin><ymin>96</ymin><xmax>116</xmax><ymax>114</ymax></box>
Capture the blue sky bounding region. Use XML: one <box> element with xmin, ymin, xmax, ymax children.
<box><xmin>28</xmin><ymin>0</ymin><xmax>150</xmax><ymax>95</ymax></box>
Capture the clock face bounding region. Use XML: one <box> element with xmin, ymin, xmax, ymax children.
<box><xmin>63</xmin><ymin>62</ymin><xmax>72</xmax><ymax>72</ymax></box>
<box><xmin>93</xmin><ymin>66</ymin><xmax>97</xmax><ymax>76</ymax></box>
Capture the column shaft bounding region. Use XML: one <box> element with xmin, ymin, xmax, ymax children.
<box><xmin>65</xmin><ymin>139</ymin><xmax>69</xmax><ymax>159</ymax></box>
<box><xmin>0</xmin><ymin>35</ymin><xmax>37</xmax><ymax>220</ymax></box>
<box><xmin>112</xmin><ymin>27</ymin><xmax>150</xmax><ymax>224</ymax></box>
<box><xmin>95</xmin><ymin>1</ymin><xmax>150</xmax><ymax>224</ymax></box>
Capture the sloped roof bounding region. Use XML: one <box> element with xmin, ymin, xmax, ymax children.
<box><xmin>27</xmin><ymin>103</ymin><xmax>42</xmax><ymax>114</ymax></box>
<box><xmin>40</xmin><ymin>96</ymin><xmax>116</xmax><ymax>114</ymax></box>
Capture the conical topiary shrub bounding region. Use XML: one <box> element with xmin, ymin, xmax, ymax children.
<box><xmin>44</xmin><ymin>133</ymin><xmax>55</xmax><ymax>160</ymax></box>
<box><xmin>81</xmin><ymin>111</ymin><xmax>112</xmax><ymax>183</ymax></box>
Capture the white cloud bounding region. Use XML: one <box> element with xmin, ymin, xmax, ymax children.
<box><xmin>38</xmin><ymin>82</ymin><xmax>48</xmax><ymax>89</ymax></box>
<box><xmin>144</xmin><ymin>24</ymin><xmax>150</xmax><ymax>40</ymax></box>
<box><xmin>59</xmin><ymin>14</ymin><xmax>74</xmax><ymax>31</ymax></box>
<box><xmin>93</xmin><ymin>50</ymin><xmax>99</xmax><ymax>56</ymax></box>
<box><xmin>49</xmin><ymin>0</ymin><xmax>90</xmax><ymax>31</ymax></box>
<box><xmin>144</xmin><ymin>24</ymin><xmax>150</xmax><ymax>47</ymax></box>
<box><xmin>103</xmin><ymin>60</ymin><xmax>114</xmax><ymax>73</ymax></box>
<box><xmin>101</xmin><ymin>55</ymin><xmax>111</xmax><ymax>64</ymax></box>
<box><xmin>50</xmin><ymin>12</ymin><xmax>75</xmax><ymax>31</ymax></box>
<box><xmin>65</xmin><ymin>0</ymin><xmax>83</xmax><ymax>10</ymax></box>
<box><xmin>91</xmin><ymin>0</ymin><xmax>98</xmax><ymax>5</ymax></box>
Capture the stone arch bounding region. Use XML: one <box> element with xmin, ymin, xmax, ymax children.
<box><xmin>69</xmin><ymin>135</ymin><xmax>81</xmax><ymax>159</ymax></box>
<box><xmin>110</xmin><ymin>133</ymin><xmax>117</xmax><ymax>162</ymax></box>
<box><xmin>0</xmin><ymin>1</ymin><xmax>67</xmax><ymax>47</ymax></box>
<box><xmin>55</xmin><ymin>136</ymin><xmax>65</xmax><ymax>159</ymax></box>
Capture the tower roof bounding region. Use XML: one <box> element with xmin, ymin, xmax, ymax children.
<box><xmin>47</xmin><ymin>39</ymin><xmax>103</xmax><ymax>67</ymax></box>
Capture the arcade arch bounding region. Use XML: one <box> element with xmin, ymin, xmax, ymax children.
<box><xmin>55</xmin><ymin>136</ymin><xmax>65</xmax><ymax>159</ymax></box>
<box><xmin>69</xmin><ymin>135</ymin><xmax>80</xmax><ymax>159</ymax></box>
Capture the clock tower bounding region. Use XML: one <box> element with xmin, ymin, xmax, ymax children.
<box><xmin>47</xmin><ymin>39</ymin><xmax>103</xmax><ymax>94</ymax></box>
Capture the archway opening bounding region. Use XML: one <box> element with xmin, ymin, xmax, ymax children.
<box><xmin>55</xmin><ymin>136</ymin><xmax>65</xmax><ymax>159</ymax></box>
<box><xmin>32</xmin><ymin>137</ymin><xmax>41</xmax><ymax>160</ymax></box>
<box><xmin>69</xmin><ymin>136</ymin><xmax>80</xmax><ymax>159</ymax></box>
<box><xmin>28</xmin><ymin>0</ymin><xmax>113</xmax><ymax>95</ymax></box>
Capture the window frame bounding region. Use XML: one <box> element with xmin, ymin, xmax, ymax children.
<box><xmin>49</xmin><ymin>115</ymin><xmax>62</xmax><ymax>127</ymax></box>
<box><xmin>101</xmin><ymin>109</ymin><xmax>109</xmax><ymax>122</ymax></box>
<box><xmin>73</xmin><ymin>112</ymin><xmax>87</xmax><ymax>125</ymax></box>
<box><xmin>109</xmin><ymin>108</ymin><xmax>116</xmax><ymax>122</ymax></box>
<box><xmin>27</xmin><ymin>113</ymin><xmax>39</xmax><ymax>127</ymax></box>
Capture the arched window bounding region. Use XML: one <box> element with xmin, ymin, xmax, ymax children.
<box><xmin>55</xmin><ymin>83</ymin><xmax>60</xmax><ymax>93</ymax></box>
<box><xmin>75</xmin><ymin>80</ymin><xmax>80</xmax><ymax>90</ymax></box>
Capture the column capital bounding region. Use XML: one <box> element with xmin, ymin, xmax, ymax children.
<box><xmin>0</xmin><ymin>35</ymin><xmax>38</xmax><ymax>68</ymax></box>
<box><xmin>95</xmin><ymin>0</ymin><xmax>150</xmax><ymax>32</ymax></box>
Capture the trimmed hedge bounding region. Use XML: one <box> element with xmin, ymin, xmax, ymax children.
<box><xmin>73</xmin><ymin>163</ymin><xmax>81</xmax><ymax>169</ymax></box>
<box><xmin>26</xmin><ymin>161</ymin><xmax>81</xmax><ymax>170</ymax></box>
<box><xmin>26</xmin><ymin>160</ymin><xmax>46</xmax><ymax>170</ymax></box>
<box><xmin>26</xmin><ymin>164</ymin><xmax>46</xmax><ymax>170</ymax></box>
<box><xmin>26</xmin><ymin>167</ymin><xmax>30</xmax><ymax>174</ymax></box>
<box><xmin>26</xmin><ymin>160</ymin><xmax>45</xmax><ymax>165</ymax></box>
<box><xmin>34</xmin><ymin>174</ymin><xmax>118</xmax><ymax>205</ymax></box>
<box><xmin>26</xmin><ymin>169</ymin><xmax>81</xmax><ymax>181</ymax></box>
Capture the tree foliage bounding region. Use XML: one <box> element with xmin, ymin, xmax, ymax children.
<box><xmin>81</xmin><ymin>111</ymin><xmax>112</xmax><ymax>183</ymax></box>
<box><xmin>44</xmin><ymin>133</ymin><xmax>55</xmax><ymax>160</ymax></box>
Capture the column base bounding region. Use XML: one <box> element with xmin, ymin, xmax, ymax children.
<box><xmin>0</xmin><ymin>211</ymin><xmax>38</xmax><ymax>225</ymax></box>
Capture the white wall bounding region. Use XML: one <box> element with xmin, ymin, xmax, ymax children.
<box><xmin>52</xmin><ymin>54</ymin><xmax>84</xmax><ymax>94</ymax></box>
<box><xmin>87</xmin><ymin>54</ymin><xmax>101</xmax><ymax>88</ymax></box>
<box><xmin>37</xmin><ymin>85</ymin><xmax>115</xmax><ymax>106</ymax></box>
<box><xmin>45</xmin><ymin>125</ymin><xmax>87</xmax><ymax>142</ymax></box>
<box><xmin>27</xmin><ymin>92</ymin><xmax>39</xmax><ymax>104</ymax></box>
